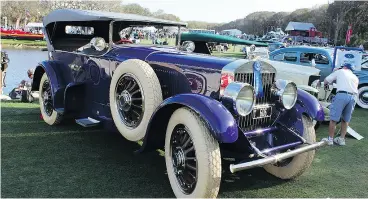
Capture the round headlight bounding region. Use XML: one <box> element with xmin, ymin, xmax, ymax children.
<box><xmin>222</xmin><ymin>82</ymin><xmax>255</xmax><ymax>116</ymax></box>
<box><xmin>274</xmin><ymin>80</ymin><xmax>297</xmax><ymax>109</ymax></box>
<box><xmin>282</xmin><ymin>83</ymin><xmax>297</xmax><ymax>109</ymax></box>
<box><xmin>235</xmin><ymin>84</ymin><xmax>255</xmax><ymax>116</ymax></box>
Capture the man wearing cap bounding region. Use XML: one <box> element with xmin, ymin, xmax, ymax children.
<box><xmin>322</xmin><ymin>63</ymin><xmax>359</xmax><ymax>146</ymax></box>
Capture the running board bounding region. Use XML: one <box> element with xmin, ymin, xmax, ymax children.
<box><xmin>76</xmin><ymin>117</ymin><xmax>100</xmax><ymax>127</ymax></box>
<box><xmin>229</xmin><ymin>140</ymin><xmax>327</xmax><ymax>173</ymax></box>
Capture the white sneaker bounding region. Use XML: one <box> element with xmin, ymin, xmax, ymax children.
<box><xmin>321</xmin><ymin>138</ymin><xmax>333</xmax><ymax>146</ymax></box>
<box><xmin>334</xmin><ymin>137</ymin><xmax>346</xmax><ymax>146</ymax></box>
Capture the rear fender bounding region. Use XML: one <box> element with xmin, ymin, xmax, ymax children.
<box><xmin>32</xmin><ymin>60</ymin><xmax>73</xmax><ymax>110</ymax></box>
<box><xmin>139</xmin><ymin>93</ymin><xmax>238</xmax><ymax>152</ymax></box>
<box><xmin>64</xmin><ymin>82</ymin><xmax>86</xmax><ymax>113</ymax></box>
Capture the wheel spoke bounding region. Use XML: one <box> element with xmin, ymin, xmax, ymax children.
<box><xmin>124</xmin><ymin>80</ymin><xmax>132</xmax><ymax>90</ymax></box>
<box><xmin>177</xmin><ymin>175</ymin><xmax>186</xmax><ymax>187</ymax></box>
<box><xmin>131</xmin><ymin>98</ymin><xmax>142</xmax><ymax>101</ymax></box>
<box><xmin>118</xmin><ymin>78</ymin><xmax>128</xmax><ymax>87</ymax></box>
<box><xmin>186</xmin><ymin>163</ymin><xmax>196</xmax><ymax>171</ymax></box>
<box><xmin>184</xmin><ymin>145</ymin><xmax>194</xmax><ymax>154</ymax></box>
<box><xmin>130</xmin><ymin>89</ymin><xmax>141</xmax><ymax>96</ymax></box>
<box><xmin>180</xmin><ymin>133</ymin><xmax>188</xmax><ymax>144</ymax></box>
<box><xmin>127</xmin><ymin>81</ymin><xmax>137</xmax><ymax>92</ymax></box>
<box><xmin>182</xmin><ymin>135</ymin><xmax>191</xmax><ymax>149</ymax></box>
<box><xmin>188</xmin><ymin>171</ymin><xmax>196</xmax><ymax>180</ymax></box>
<box><xmin>131</xmin><ymin>109</ymin><xmax>141</xmax><ymax>117</ymax></box>
<box><xmin>186</xmin><ymin>157</ymin><xmax>196</xmax><ymax>161</ymax></box>
<box><xmin>131</xmin><ymin>103</ymin><xmax>142</xmax><ymax>109</ymax></box>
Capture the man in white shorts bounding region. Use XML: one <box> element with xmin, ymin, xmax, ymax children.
<box><xmin>322</xmin><ymin>63</ymin><xmax>359</xmax><ymax>146</ymax></box>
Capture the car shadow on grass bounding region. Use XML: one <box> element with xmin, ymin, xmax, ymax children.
<box><xmin>220</xmin><ymin>160</ymin><xmax>285</xmax><ymax>194</ymax></box>
<box><xmin>79</xmin><ymin>131</ymin><xmax>287</xmax><ymax>197</ymax></box>
<box><xmin>1</xmin><ymin>104</ymin><xmax>287</xmax><ymax>198</ymax></box>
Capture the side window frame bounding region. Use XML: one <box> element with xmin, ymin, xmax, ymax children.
<box><xmin>300</xmin><ymin>52</ymin><xmax>330</xmax><ymax>65</ymax></box>
<box><xmin>314</xmin><ymin>52</ymin><xmax>330</xmax><ymax>65</ymax></box>
<box><xmin>273</xmin><ymin>53</ymin><xmax>285</xmax><ymax>61</ymax></box>
<box><xmin>283</xmin><ymin>52</ymin><xmax>297</xmax><ymax>62</ymax></box>
<box><xmin>65</xmin><ymin>25</ymin><xmax>95</xmax><ymax>35</ymax></box>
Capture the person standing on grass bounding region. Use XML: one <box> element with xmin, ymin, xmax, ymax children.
<box><xmin>321</xmin><ymin>63</ymin><xmax>359</xmax><ymax>146</ymax></box>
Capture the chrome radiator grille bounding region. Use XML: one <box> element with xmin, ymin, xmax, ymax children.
<box><xmin>234</xmin><ymin>72</ymin><xmax>275</xmax><ymax>132</ymax></box>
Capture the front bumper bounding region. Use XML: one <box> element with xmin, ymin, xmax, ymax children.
<box><xmin>229</xmin><ymin>140</ymin><xmax>327</xmax><ymax>173</ymax></box>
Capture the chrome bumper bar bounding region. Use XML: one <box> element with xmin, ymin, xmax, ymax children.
<box><xmin>229</xmin><ymin>140</ymin><xmax>327</xmax><ymax>173</ymax></box>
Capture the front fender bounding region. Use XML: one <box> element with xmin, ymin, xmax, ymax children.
<box><xmin>139</xmin><ymin>93</ymin><xmax>238</xmax><ymax>152</ymax></box>
<box><xmin>296</xmin><ymin>88</ymin><xmax>325</xmax><ymax>121</ymax></box>
<box><xmin>32</xmin><ymin>60</ymin><xmax>73</xmax><ymax>110</ymax></box>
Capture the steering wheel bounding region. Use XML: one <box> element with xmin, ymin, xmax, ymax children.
<box><xmin>117</xmin><ymin>39</ymin><xmax>133</xmax><ymax>44</ymax></box>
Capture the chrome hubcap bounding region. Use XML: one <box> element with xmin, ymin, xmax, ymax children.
<box><xmin>118</xmin><ymin>90</ymin><xmax>132</xmax><ymax>111</ymax></box>
<box><xmin>173</xmin><ymin>147</ymin><xmax>186</xmax><ymax>168</ymax></box>
<box><xmin>115</xmin><ymin>74</ymin><xmax>144</xmax><ymax>128</ymax></box>
<box><xmin>170</xmin><ymin>124</ymin><xmax>197</xmax><ymax>194</ymax></box>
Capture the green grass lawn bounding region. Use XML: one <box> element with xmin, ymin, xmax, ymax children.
<box><xmin>1</xmin><ymin>39</ymin><xmax>47</xmax><ymax>47</ymax></box>
<box><xmin>1</xmin><ymin>101</ymin><xmax>368</xmax><ymax>197</ymax></box>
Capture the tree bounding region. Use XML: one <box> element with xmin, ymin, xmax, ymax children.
<box><xmin>327</xmin><ymin>1</ymin><xmax>360</xmax><ymax>45</ymax></box>
<box><xmin>121</xmin><ymin>3</ymin><xmax>151</xmax><ymax>16</ymax></box>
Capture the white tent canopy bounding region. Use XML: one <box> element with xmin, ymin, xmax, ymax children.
<box><xmin>25</xmin><ymin>22</ymin><xmax>43</xmax><ymax>28</ymax></box>
<box><xmin>142</xmin><ymin>26</ymin><xmax>156</xmax><ymax>32</ymax></box>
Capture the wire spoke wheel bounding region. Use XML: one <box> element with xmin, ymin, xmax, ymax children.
<box><xmin>115</xmin><ymin>73</ymin><xmax>144</xmax><ymax>128</ymax></box>
<box><xmin>41</xmin><ymin>80</ymin><xmax>53</xmax><ymax>116</ymax></box>
<box><xmin>170</xmin><ymin>124</ymin><xmax>197</xmax><ymax>194</ymax></box>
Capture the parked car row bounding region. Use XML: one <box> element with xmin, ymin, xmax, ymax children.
<box><xmin>269</xmin><ymin>46</ymin><xmax>368</xmax><ymax>109</ymax></box>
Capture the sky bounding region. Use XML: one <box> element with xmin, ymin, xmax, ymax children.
<box><xmin>123</xmin><ymin>0</ymin><xmax>331</xmax><ymax>23</ymax></box>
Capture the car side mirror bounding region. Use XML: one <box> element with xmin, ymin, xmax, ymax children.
<box><xmin>90</xmin><ymin>37</ymin><xmax>107</xmax><ymax>51</ymax></box>
<box><xmin>180</xmin><ymin>41</ymin><xmax>195</xmax><ymax>53</ymax></box>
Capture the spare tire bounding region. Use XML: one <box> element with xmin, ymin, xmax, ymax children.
<box><xmin>109</xmin><ymin>59</ymin><xmax>162</xmax><ymax>141</ymax></box>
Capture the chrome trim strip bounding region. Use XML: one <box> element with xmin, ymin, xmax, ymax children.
<box><xmin>221</xmin><ymin>59</ymin><xmax>250</xmax><ymax>75</ymax></box>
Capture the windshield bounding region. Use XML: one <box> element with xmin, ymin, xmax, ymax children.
<box><xmin>115</xmin><ymin>25</ymin><xmax>180</xmax><ymax>47</ymax></box>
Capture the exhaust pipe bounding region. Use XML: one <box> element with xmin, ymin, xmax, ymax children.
<box><xmin>229</xmin><ymin>140</ymin><xmax>327</xmax><ymax>173</ymax></box>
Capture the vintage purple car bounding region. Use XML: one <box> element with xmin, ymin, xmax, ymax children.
<box><xmin>32</xmin><ymin>9</ymin><xmax>327</xmax><ymax>198</ymax></box>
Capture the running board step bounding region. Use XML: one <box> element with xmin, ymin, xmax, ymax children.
<box><xmin>76</xmin><ymin>117</ymin><xmax>100</xmax><ymax>127</ymax></box>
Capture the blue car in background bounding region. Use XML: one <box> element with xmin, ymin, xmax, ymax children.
<box><xmin>270</xmin><ymin>46</ymin><xmax>368</xmax><ymax>109</ymax></box>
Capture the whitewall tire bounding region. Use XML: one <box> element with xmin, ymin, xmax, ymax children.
<box><xmin>357</xmin><ymin>85</ymin><xmax>368</xmax><ymax>109</ymax></box>
<box><xmin>39</xmin><ymin>73</ymin><xmax>63</xmax><ymax>125</ymax></box>
<box><xmin>264</xmin><ymin>115</ymin><xmax>316</xmax><ymax>179</ymax></box>
<box><xmin>109</xmin><ymin>59</ymin><xmax>162</xmax><ymax>141</ymax></box>
<box><xmin>165</xmin><ymin>107</ymin><xmax>221</xmax><ymax>198</ymax></box>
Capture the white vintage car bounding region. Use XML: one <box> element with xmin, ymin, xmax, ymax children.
<box><xmin>260</xmin><ymin>58</ymin><xmax>331</xmax><ymax>122</ymax></box>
